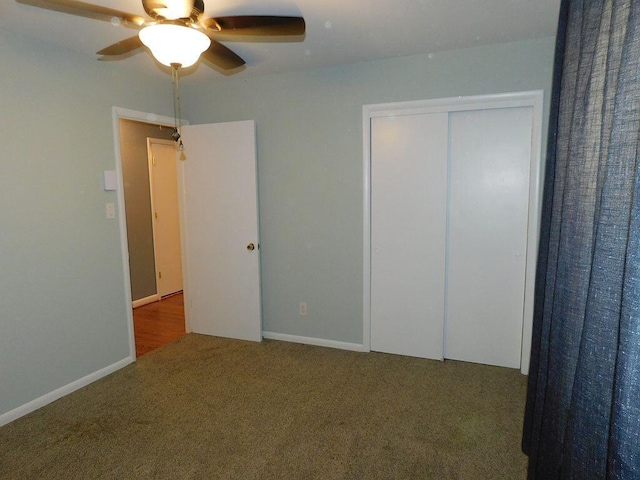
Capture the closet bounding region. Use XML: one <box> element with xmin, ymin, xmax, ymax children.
<box><xmin>364</xmin><ymin>92</ymin><xmax>543</xmax><ymax>371</ymax></box>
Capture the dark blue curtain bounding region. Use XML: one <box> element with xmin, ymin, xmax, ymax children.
<box><xmin>523</xmin><ymin>0</ymin><xmax>640</xmax><ymax>478</ymax></box>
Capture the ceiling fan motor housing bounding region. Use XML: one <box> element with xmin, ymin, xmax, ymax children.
<box><xmin>143</xmin><ymin>0</ymin><xmax>204</xmax><ymax>21</ymax></box>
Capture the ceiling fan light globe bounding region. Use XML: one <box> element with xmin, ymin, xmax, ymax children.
<box><xmin>139</xmin><ymin>24</ymin><xmax>211</xmax><ymax>68</ymax></box>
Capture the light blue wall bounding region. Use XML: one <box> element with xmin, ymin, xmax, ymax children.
<box><xmin>183</xmin><ymin>37</ymin><xmax>556</xmax><ymax>345</ymax></box>
<box><xmin>0</xmin><ymin>30</ymin><xmax>171</xmax><ymax>418</ymax></box>
<box><xmin>0</xmin><ymin>30</ymin><xmax>555</xmax><ymax>420</ymax></box>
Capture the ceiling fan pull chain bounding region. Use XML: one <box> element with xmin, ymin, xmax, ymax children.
<box><xmin>171</xmin><ymin>63</ymin><xmax>184</xmax><ymax>152</ymax></box>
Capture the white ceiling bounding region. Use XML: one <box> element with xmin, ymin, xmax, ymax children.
<box><xmin>1</xmin><ymin>0</ymin><xmax>561</xmax><ymax>84</ymax></box>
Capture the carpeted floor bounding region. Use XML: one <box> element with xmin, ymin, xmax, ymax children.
<box><xmin>0</xmin><ymin>334</ymin><xmax>528</xmax><ymax>479</ymax></box>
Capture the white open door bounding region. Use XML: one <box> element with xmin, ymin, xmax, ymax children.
<box><xmin>180</xmin><ymin>120</ymin><xmax>262</xmax><ymax>342</ymax></box>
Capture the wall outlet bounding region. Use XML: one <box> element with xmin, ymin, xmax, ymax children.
<box><xmin>299</xmin><ymin>301</ymin><xmax>308</xmax><ymax>316</ymax></box>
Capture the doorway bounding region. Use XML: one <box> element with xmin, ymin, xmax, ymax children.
<box><xmin>112</xmin><ymin>108</ymin><xmax>186</xmax><ymax>357</ymax></box>
<box><xmin>113</xmin><ymin>108</ymin><xmax>263</xmax><ymax>360</ymax></box>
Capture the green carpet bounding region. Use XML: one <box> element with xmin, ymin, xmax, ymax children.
<box><xmin>0</xmin><ymin>334</ymin><xmax>528</xmax><ymax>479</ymax></box>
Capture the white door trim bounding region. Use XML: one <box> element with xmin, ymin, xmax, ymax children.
<box><xmin>111</xmin><ymin>107</ymin><xmax>188</xmax><ymax>360</ymax></box>
<box><xmin>362</xmin><ymin>91</ymin><xmax>544</xmax><ymax>374</ymax></box>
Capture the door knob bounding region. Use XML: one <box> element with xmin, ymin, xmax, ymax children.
<box><xmin>247</xmin><ymin>243</ymin><xmax>255</xmax><ymax>251</ymax></box>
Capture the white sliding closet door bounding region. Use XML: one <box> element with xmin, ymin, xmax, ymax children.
<box><xmin>445</xmin><ymin>108</ymin><xmax>533</xmax><ymax>368</ymax></box>
<box><xmin>370</xmin><ymin>113</ymin><xmax>448</xmax><ymax>359</ymax></box>
<box><xmin>367</xmin><ymin>93</ymin><xmax>541</xmax><ymax>370</ymax></box>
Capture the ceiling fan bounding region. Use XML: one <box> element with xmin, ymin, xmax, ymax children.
<box><xmin>15</xmin><ymin>0</ymin><xmax>306</xmax><ymax>70</ymax></box>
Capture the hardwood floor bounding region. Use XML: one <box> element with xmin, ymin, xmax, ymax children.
<box><xmin>133</xmin><ymin>293</ymin><xmax>186</xmax><ymax>357</ymax></box>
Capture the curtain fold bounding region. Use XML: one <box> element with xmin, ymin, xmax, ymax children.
<box><xmin>523</xmin><ymin>0</ymin><xmax>640</xmax><ymax>478</ymax></box>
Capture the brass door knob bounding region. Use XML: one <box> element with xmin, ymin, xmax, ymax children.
<box><xmin>247</xmin><ymin>243</ymin><xmax>255</xmax><ymax>251</ymax></box>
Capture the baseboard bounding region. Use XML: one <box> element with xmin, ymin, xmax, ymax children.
<box><xmin>262</xmin><ymin>331</ymin><xmax>367</xmax><ymax>353</ymax></box>
<box><xmin>0</xmin><ymin>356</ymin><xmax>134</xmax><ymax>428</ymax></box>
<box><xmin>132</xmin><ymin>294</ymin><xmax>159</xmax><ymax>309</ymax></box>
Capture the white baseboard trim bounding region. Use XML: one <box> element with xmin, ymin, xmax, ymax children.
<box><xmin>262</xmin><ymin>331</ymin><xmax>368</xmax><ymax>353</ymax></box>
<box><xmin>132</xmin><ymin>294</ymin><xmax>159</xmax><ymax>309</ymax></box>
<box><xmin>0</xmin><ymin>356</ymin><xmax>134</xmax><ymax>428</ymax></box>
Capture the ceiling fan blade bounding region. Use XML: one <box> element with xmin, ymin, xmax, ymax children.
<box><xmin>97</xmin><ymin>35</ymin><xmax>143</xmax><ymax>56</ymax></box>
<box><xmin>203</xmin><ymin>16</ymin><xmax>305</xmax><ymax>36</ymax></box>
<box><xmin>201</xmin><ymin>39</ymin><xmax>245</xmax><ymax>70</ymax></box>
<box><xmin>15</xmin><ymin>0</ymin><xmax>146</xmax><ymax>28</ymax></box>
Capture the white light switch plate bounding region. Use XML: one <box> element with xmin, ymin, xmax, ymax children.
<box><xmin>103</xmin><ymin>170</ymin><xmax>117</xmax><ymax>191</ymax></box>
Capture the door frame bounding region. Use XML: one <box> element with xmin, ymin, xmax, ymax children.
<box><xmin>111</xmin><ymin>107</ymin><xmax>189</xmax><ymax>360</ymax></box>
<box><xmin>362</xmin><ymin>91</ymin><xmax>544</xmax><ymax>374</ymax></box>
